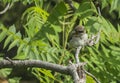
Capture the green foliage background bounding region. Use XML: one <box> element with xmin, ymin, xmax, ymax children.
<box><xmin>0</xmin><ymin>0</ymin><xmax>120</xmax><ymax>83</ymax></box>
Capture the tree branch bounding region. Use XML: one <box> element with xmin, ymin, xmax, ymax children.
<box><xmin>0</xmin><ymin>60</ymin><xmax>69</xmax><ymax>75</ymax></box>
<box><xmin>84</xmin><ymin>70</ymin><xmax>100</xmax><ymax>83</ymax></box>
<box><xmin>0</xmin><ymin>4</ymin><xmax>10</xmax><ymax>15</ymax></box>
<box><xmin>72</xmin><ymin>27</ymin><xmax>101</xmax><ymax>83</ymax></box>
<box><xmin>68</xmin><ymin>62</ymin><xmax>87</xmax><ymax>83</ymax></box>
<box><xmin>0</xmin><ymin>2</ymin><xmax>13</xmax><ymax>15</ymax></box>
<box><xmin>87</xmin><ymin>29</ymin><xmax>101</xmax><ymax>46</ymax></box>
<box><xmin>0</xmin><ymin>59</ymin><xmax>87</xmax><ymax>83</ymax></box>
<box><xmin>74</xmin><ymin>46</ymin><xmax>86</xmax><ymax>83</ymax></box>
<box><xmin>75</xmin><ymin>46</ymin><xmax>82</xmax><ymax>63</ymax></box>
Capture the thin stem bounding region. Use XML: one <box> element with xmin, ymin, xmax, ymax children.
<box><xmin>84</xmin><ymin>70</ymin><xmax>101</xmax><ymax>83</ymax></box>
<box><xmin>0</xmin><ymin>4</ymin><xmax>10</xmax><ymax>14</ymax></box>
<box><xmin>97</xmin><ymin>7</ymin><xmax>101</xmax><ymax>16</ymax></box>
<box><xmin>94</xmin><ymin>28</ymin><xmax>101</xmax><ymax>44</ymax></box>
<box><xmin>75</xmin><ymin>46</ymin><xmax>82</xmax><ymax>63</ymax></box>
<box><xmin>59</xmin><ymin>18</ymin><xmax>66</xmax><ymax>64</ymax></box>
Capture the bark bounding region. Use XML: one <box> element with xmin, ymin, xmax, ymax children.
<box><xmin>0</xmin><ymin>59</ymin><xmax>87</xmax><ymax>83</ymax></box>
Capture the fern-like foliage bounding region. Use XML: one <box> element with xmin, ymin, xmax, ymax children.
<box><xmin>0</xmin><ymin>5</ymin><xmax>64</xmax><ymax>82</ymax></box>
<box><xmin>0</xmin><ymin>0</ymin><xmax>120</xmax><ymax>83</ymax></box>
<box><xmin>0</xmin><ymin>5</ymin><xmax>61</xmax><ymax>63</ymax></box>
<box><xmin>80</xmin><ymin>16</ymin><xmax>120</xmax><ymax>82</ymax></box>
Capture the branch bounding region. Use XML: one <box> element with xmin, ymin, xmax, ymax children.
<box><xmin>0</xmin><ymin>59</ymin><xmax>87</xmax><ymax>83</ymax></box>
<box><xmin>72</xmin><ymin>27</ymin><xmax>101</xmax><ymax>83</ymax></box>
<box><xmin>84</xmin><ymin>70</ymin><xmax>101</xmax><ymax>83</ymax></box>
<box><xmin>94</xmin><ymin>29</ymin><xmax>101</xmax><ymax>44</ymax></box>
<box><xmin>0</xmin><ymin>3</ymin><xmax>12</xmax><ymax>15</ymax></box>
<box><xmin>75</xmin><ymin>46</ymin><xmax>82</xmax><ymax>63</ymax></box>
<box><xmin>0</xmin><ymin>60</ymin><xmax>69</xmax><ymax>75</ymax></box>
<box><xmin>87</xmin><ymin>29</ymin><xmax>101</xmax><ymax>46</ymax></box>
<box><xmin>97</xmin><ymin>7</ymin><xmax>101</xmax><ymax>16</ymax></box>
<box><xmin>68</xmin><ymin>62</ymin><xmax>87</xmax><ymax>83</ymax></box>
<box><xmin>74</xmin><ymin>46</ymin><xmax>86</xmax><ymax>83</ymax></box>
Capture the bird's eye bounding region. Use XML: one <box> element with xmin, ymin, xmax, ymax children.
<box><xmin>77</xmin><ymin>31</ymin><xmax>84</xmax><ymax>33</ymax></box>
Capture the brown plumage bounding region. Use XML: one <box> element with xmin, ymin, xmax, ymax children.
<box><xmin>69</xmin><ymin>25</ymin><xmax>88</xmax><ymax>48</ymax></box>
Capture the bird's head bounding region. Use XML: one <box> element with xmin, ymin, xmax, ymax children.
<box><xmin>74</xmin><ymin>25</ymin><xmax>85</xmax><ymax>34</ymax></box>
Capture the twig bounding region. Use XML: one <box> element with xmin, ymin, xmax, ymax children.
<box><xmin>84</xmin><ymin>70</ymin><xmax>100</xmax><ymax>83</ymax></box>
<box><xmin>5</xmin><ymin>57</ymin><xmax>13</xmax><ymax>63</ymax></box>
<box><xmin>87</xmin><ymin>29</ymin><xmax>101</xmax><ymax>46</ymax></box>
<box><xmin>73</xmin><ymin>27</ymin><xmax>101</xmax><ymax>83</ymax></box>
<box><xmin>74</xmin><ymin>46</ymin><xmax>87</xmax><ymax>83</ymax></box>
<box><xmin>94</xmin><ymin>28</ymin><xmax>101</xmax><ymax>44</ymax></box>
<box><xmin>68</xmin><ymin>62</ymin><xmax>87</xmax><ymax>83</ymax></box>
<box><xmin>97</xmin><ymin>7</ymin><xmax>101</xmax><ymax>16</ymax></box>
<box><xmin>0</xmin><ymin>3</ymin><xmax>12</xmax><ymax>15</ymax></box>
<box><xmin>75</xmin><ymin>46</ymin><xmax>82</xmax><ymax>63</ymax></box>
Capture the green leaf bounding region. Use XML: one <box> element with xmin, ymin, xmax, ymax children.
<box><xmin>24</xmin><ymin>45</ymin><xmax>30</xmax><ymax>58</ymax></box>
<box><xmin>86</xmin><ymin>75</ymin><xmax>96</xmax><ymax>83</ymax></box>
<box><xmin>17</xmin><ymin>44</ymin><xmax>25</xmax><ymax>55</ymax></box>
<box><xmin>13</xmin><ymin>52</ymin><xmax>26</xmax><ymax>59</ymax></box>
<box><xmin>4</xmin><ymin>35</ymin><xmax>13</xmax><ymax>48</ymax></box>
<box><xmin>9</xmin><ymin>77</ymin><xmax>21</xmax><ymax>83</ymax></box>
<box><xmin>32</xmin><ymin>46</ymin><xmax>39</xmax><ymax>59</ymax></box>
<box><xmin>109</xmin><ymin>45</ymin><xmax>120</xmax><ymax>51</ymax></box>
<box><xmin>76</xmin><ymin>2</ymin><xmax>97</xmax><ymax>18</ymax></box>
<box><xmin>9</xmin><ymin>25</ymin><xmax>16</xmax><ymax>33</ymax></box>
<box><xmin>29</xmin><ymin>51</ymin><xmax>36</xmax><ymax>59</ymax></box>
<box><xmin>48</xmin><ymin>1</ymin><xmax>67</xmax><ymax>23</ymax></box>
<box><xmin>0</xmin><ymin>30</ymin><xmax>7</xmax><ymax>42</ymax></box>
<box><xmin>22</xmin><ymin>6</ymin><xmax>48</xmax><ymax>22</ymax></box>
<box><xmin>81</xmin><ymin>57</ymin><xmax>94</xmax><ymax>69</ymax></box>
<box><xmin>8</xmin><ymin>39</ymin><xmax>19</xmax><ymax>51</ymax></box>
<box><xmin>16</xmin><ymin>31</ymin><xmax>22</xmax><ymax>38</ymax></box>
<box><xmin>110</xmin><ymin>0</ymin><xmax>120</xmax><ymax>14</ymax></box>
<box><xmin>87</xmin><ymin>47</ymin><xmax>98</xmax><ymax>59</ymax></box>
<box><xmin>101</xmin><ymin>44</ymin><xmax>110</xmax><ymax>58</ymax></box>
<box><xmin>46</xmin><ymin>53</ymin><xmax>53</xmax><ymax>62</ymax></box>
<box><xmin>40</xmin><ymin>52</ymin><xmax>47</xmax><ymax>61</ymax></box>
<box><xmin>111</xmin><ymin>51</ymin><xmax>120</xmax><ymax>56</ymax></box>
<box><xmin>51</xmin><ymin>24</ymin><xmax>62</xmax><ymax>32</ymax></box>
<box><xmin>39</xmin><ymin>69</ymin><xmax>55</xmax><ymax>79</ymax></box>
<box><xmin>22</xmin><ymin>6</ymin><xmax>49</xmax><ymax>38</ymax></box>
<box><xmin>0</xmin><ymin>68</ymin><xmax>12</xmax><ymax>77</ymax></box>
<box><xmin>101</xmin><ymin>0</ymin><xmax>109</xmax><ymax>9</ymax></box>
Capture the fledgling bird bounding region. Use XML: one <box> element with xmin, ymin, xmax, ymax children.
<box><xmin>69</xmin><ymin>25</ymin><xmax>88</xmax><ymax>48</ymax></box>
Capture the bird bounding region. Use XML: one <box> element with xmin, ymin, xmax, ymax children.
<box><xmin>69</xmin><ymin>25</ymin><xmax>88</xmax><ymax>48</ymax></box>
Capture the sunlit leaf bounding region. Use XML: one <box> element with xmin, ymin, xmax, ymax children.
<box><xmin>86</xmin><ymin>75</ymin><xmax>96</xmax><ymax>83</ymax></box>
<box><xmin>0</xmin><ymin>30</ymin><xmax>7</xmax><ymax>42</ymax></box>
<box><xmin>81</xmin><ymin>57</ymin><xmax>94</xmax><ymax>69</ymax></box>
<box><xmin>9</xmin><ymin>25</ymin><xmax>16</xmax><ymax>33</ymax></box>
<box><xmin>48</xmin><ymin>1</ymin><xmax>67</xmax><ymax>23</ymax></box>
<box><xmin>39</xmin><ymin>69</ymin><xmax>55</xmax><ymax>79</ymax></box>
<box><xmin>76</xmin><ymin>1</ymin><xmax>97</xmax><ymax>19</ymax></box>
<box><xmin>17</xmin><ymin>43</ymin><xmax>26</xmax><ymax>55</ymax></box>
<box><xmin>13</xmin><ymin>52</ymin><xmax>26</xmax><ymax>59</ymax></box>
<box><xmin>110</xmin><ymin>0</ymin><xmax>120</xmax><ymax>17</ymax></box>
<box><xmin>24</xmin><ymin>45</ymin><xmax>30</xmax><ymax>58</ymax></box>
<box><xmin>8</xmin><ymin>39</ymin><xmax>19</xmax><ymax>51</ymax></box>
<box><xmin>4</xmin><ymin>35</ymin><xmax>13</xmax><ymax>48</ymax></box>
<box><xmin>109</xmin><ymin>45</ymin><xmax>120</xmax><ymax>51</ymax></box>
<box><xmin>32</xmin><ymin>46</ymin><xmax>39</xmax><ymax>59</ymax></box>
<box><xmin>101</xmin><ymin>44</ymin><xmax>110</xmax><ymax>58</ymax></box>
<box><xmin>16</xmin><ymin>31</ymin><xmax>22</xmax><ymax>38</ymax></box>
